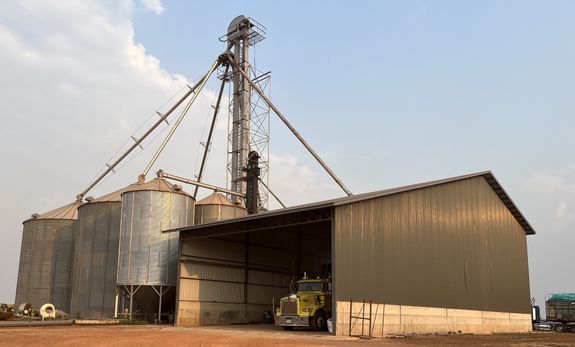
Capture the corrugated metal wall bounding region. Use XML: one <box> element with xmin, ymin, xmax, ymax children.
<box><xmin>333</xmin><ymin>176</ymin><xmax>531</xmax><ymax>314</ymax></box>
<box><xmin>177</xmin><ymin>222</ymin><xmax>331</xmax><ymax>325</ymax></box>
<box><xmin>195</xmin><ymin>204</ymin><xmax>247</xmax><ymax>225</ymax></box>
<box><xmin>14</xmin><ymin>219</ymin><xmax>76</xmax><ymax>312</ymax></box>
<box><xmin>117</xmin><ymin>190</ymin><xmax>194</xmax><ymax>286</ymax></box>
<box><xmin>70</xmin><ymin>202</ymin><xmax>121</xmax><ymax>318</ymax></box>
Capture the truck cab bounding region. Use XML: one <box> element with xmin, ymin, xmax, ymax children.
<box><xmin>275</xmin><ymin>277</ymin><xmax>332</xmax><ymax>331</ymax></box>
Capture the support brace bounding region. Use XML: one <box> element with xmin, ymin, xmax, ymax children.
<box><xmin>224</xmin><ymin>53</ymin><xmax>353</xmax><ymax>197</ymax></box>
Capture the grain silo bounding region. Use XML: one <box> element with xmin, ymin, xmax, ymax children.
<box><xmin>194</xmin><ymin>192</ymin><xmax>247</xmax><ymax>225</ymax></box>
<box><xmin>69</xmin><ymin>185</ymin><xmax>132</xmax><ymax>319</ymax></box>
<box><xmin>15</xmin><ymin>201</ymin><xmax>81</xmax><ymax>313</ymax></box>
<box><xmin>116</xmin><ymin>178</ymin><xmax>194</xmax><ymax>322</ymax></box>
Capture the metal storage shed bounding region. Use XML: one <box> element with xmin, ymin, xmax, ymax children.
<box><xmin>169</xmin><ymin>171</ymin><xmax>534</xmax><ymax>335</ymax></box>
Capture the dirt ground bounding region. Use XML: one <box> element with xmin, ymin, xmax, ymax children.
<box><xmin>1</xmin><ymin>324</ymin><xmax>575</xmax><ymax>347</ymax></box>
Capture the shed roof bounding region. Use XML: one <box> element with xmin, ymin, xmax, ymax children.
<box><xmin>169</xmin><ymin>171</ymin><xmax>535</xmax><ymax>235</ymax></box>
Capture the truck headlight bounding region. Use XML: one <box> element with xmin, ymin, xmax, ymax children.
<box><xmin>301</xmin><ymin>308</ymin><xmax>311</xmax><ymax>312</ymax></box>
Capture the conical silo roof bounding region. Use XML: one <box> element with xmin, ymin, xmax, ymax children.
<box><xmin>29</xmin><ymin>201</ymin><xmax>82</xmax><ymax>221</ymax></box>
<box><xmin>123</xmin><ymin>178</ymin><xmax>191</xmax><ymax>196</ymax></box>
<box><xmin>197</xmin><ymin>192</ymin><xmax>237</xmax><ymax>206</ymax></box>
<box><xmin>90</xmin><ymin>184</ymin><xmax>135</xmax><ymax>203</ymax></box>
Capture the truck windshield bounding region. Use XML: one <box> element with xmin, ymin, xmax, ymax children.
<box><xmin>295</xmin><ymin>282</ymin><xmax>322</xmax><ymax>292</ymax></box>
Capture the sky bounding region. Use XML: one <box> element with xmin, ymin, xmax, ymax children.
<box><xmin>1</xmin><ymin>0</ymin><xmax>574</xmax><ymax>315</ymax></box>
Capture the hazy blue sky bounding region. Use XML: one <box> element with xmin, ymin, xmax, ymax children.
<box><xmin>1</xmin><ymin>1</ymin><xmax>574</xmax><ymax>314</ymax></box>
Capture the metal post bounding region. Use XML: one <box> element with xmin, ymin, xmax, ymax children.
<box><xmin>244</xmin><ymin>233</ymin><xmax>250</xmax><ymax>312</ymax></box>
<box><xmin>349</xmin><ymin>298</ymin><xmax>353</xmax><ymax>336</ymax></box>
<box><xmin>369</xmin><ymin>300</ymin><xmax>372</xmax><ymax>338</ymax></box>
<box><xmin>129</xmin><ymin>285</ymin><xmax>133</xmax><ymax>321</ymax></box>
<box><xmin>225</xmin><ymin>54</ymin><xmax>353</xmax><ymax>197</ymax></box>
<box><xmin>158</xmin><ymin>285</ymin><xmax>162</xmax><ymax>323</ymax></box>
<box><xmin>193</xmin><ymin>65</ymin><xmax>230</xmax><ymax>199</ymax></box>
<box><xmin>114</xmin><ymin>287</ymin><xmax>119</xmax><ymax>319</ymax></box>
<box><xmin>76</xmin><ymin>58</ymin><xmax>221</xmax><ymax>200</ymax></box>
<box><xmin>361</xmin><ymin>299</ymin><xmax>365</xmax><ymax>338</ymax></box>
<box><xmin>381</xmin><ymin>302</ymin><xmax>386</xmax><ymax>337</ymax></box>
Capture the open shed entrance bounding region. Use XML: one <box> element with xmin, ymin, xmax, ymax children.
<box><xmin>176</xmin><ymin>207</ymin><xmax>332</xmax><ymax>326</ymax></box>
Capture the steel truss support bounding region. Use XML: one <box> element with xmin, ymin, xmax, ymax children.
<box><xmin>151</xmin><ymin>285</ymin><xmax>171</xmax><ymax>323</ymax></box>
<box><xmin>121</xmin><ymin>285</ymin><xmax>141</xmax><ymax>321</ymax></box>
<box><xmin>223</xmin><ymin>53</ymin><xmax>353</xmax><ymax>197</ymax></box>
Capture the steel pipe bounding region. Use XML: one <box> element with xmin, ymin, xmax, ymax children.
<box><xmin>258</xmin><ymin>177</ymin><xmax>286</xmax><ymax>208</ymax></box>
<box><xmin>141</xmin><ymin>58</ymin><xmax>222</xmax><ymax>181</ymax></box>
<box><xmin>157</xmin><ymin>170</ymin><xmax>245</xmax><ymax>198</ymax></box>
<box><xmin>76</xmin><ymin>58</ymin><xmax>222</xmax><ymax>201</ymax></box>
<box><xmin>193</xmin><ymin>65</ymin><xmax>230</xmax><ymax>199</ymax></box>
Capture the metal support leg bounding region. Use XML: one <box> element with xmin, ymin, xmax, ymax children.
<box><xmin>159</xmin><ymin>285</ymin><xmax>162</xmax><ymax>323</ymax></box>
<box><xmin>126</xmin><ymin>285</ymin><xmax>141</xmax><ymax>321</ymax></box>
<box><xmin>129</xmin><ymin>285</ymin><xmax>133</xmax><ymax>321</ymax></box>
<box><xmin>114</xmin><ymin>287</ymin><xmax>119</xmax><ymax>319</ymax></box>
<box><xmin>151</xmin><ymin>285</ymin><xmax>172</xmax><ymax>324</ymax></box>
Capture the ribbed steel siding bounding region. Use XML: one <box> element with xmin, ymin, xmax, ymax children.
<box><xmin>179</xmin><ymin>228</ymin><xmax>330</xmax><ymax>312</ymax></box>
<box><xmin>14</xmin><ymin>219</ymin><xmax>75</xmax><ymax>312</ymax></box>
<box><xmin>70</xmin><ymin>202</ymin><xmax>121</xmax><ymax>318</ymax></box>
<box><xmin>117</xmin><ymin>191</ymin><xmax>194</xmax><ymax>286</ymax></box>
<box><xmin>194</xmin><ymin>205</ymin><xmax>247</xmax><ymax>225</ymax></box>
<box><xmin>334</xmin><ymin>176</ymin><xmax>531</xmax><ymax>314</ymax></box>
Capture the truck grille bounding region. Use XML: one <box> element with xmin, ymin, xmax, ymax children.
<box><xmin>280</xmin><ymin>298</ymin><xmax>298</xmax><ymax>315</ymax></box>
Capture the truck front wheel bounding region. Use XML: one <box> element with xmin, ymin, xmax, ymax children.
<box><xmin>554</xmin><ymin>324</ymin><xmax>566</xmax><ymax>333</ymax></box>
<box><xmin>311</xmin><ymin>311</ymin><xmax>327</xmax><ymax>331</ymax></box>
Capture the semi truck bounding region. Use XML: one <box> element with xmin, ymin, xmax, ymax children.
<box><xmin>544</xmin><ymin>293</ymin><xmax>575</xmax><ymax>333</ymax></box>
<box><xmin>275</xmin><ymin>276</ymin><xmax>332</xmax><ymax>331</ymax></box>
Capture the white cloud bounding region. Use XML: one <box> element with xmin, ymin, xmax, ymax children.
<box><xmin>138</xmin><ymin>0</ymin><xmax>165</xmax><ymax>15</ymax></box>
<box><xmin>524</xmin><ymin>169</ymin><xmax>575</xmax><ymax>228</ymax></box>
<box><xmin>267</xmin><ymin>153</ymin><xmax>342</xmax><ymax>208</ymax></box>
<box><xmin>555</xmin><ymin>201</ymin><xmax>572</xmax><ymax>225</ymax></box>
<box><xmin>525</xmin><ymin>174</ymin><xmax>565</xmax><ymax>194</ymax></box>
<box><xmin>0</xmin><ymin>0</ymin><xmax>211</xmax><ymax>303</ymax></box>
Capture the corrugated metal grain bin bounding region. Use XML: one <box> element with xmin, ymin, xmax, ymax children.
<box><xmin>117</xmin><ymin>178</ymin><xmax>194</xmax><ymax>287</ymax></box>
<box><xmin>194</xmin><ymin>192</ymin><xmax>247</xmax><ymax>225</ymax></box>
<box><xmin>69</xmin><ymin>185</ymin><xmax>131</xmax><ymax>319</ymax></box>
<box><xmin>15</xmin><ymin>202</ymin><xmax>81</xmax><ymax>313</ymax></box>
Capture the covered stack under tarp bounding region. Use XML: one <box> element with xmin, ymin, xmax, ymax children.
<box><xmin>546</xmin><ymin>292</ymin><xmax>575</xmax><ymax>323</ymax></box>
